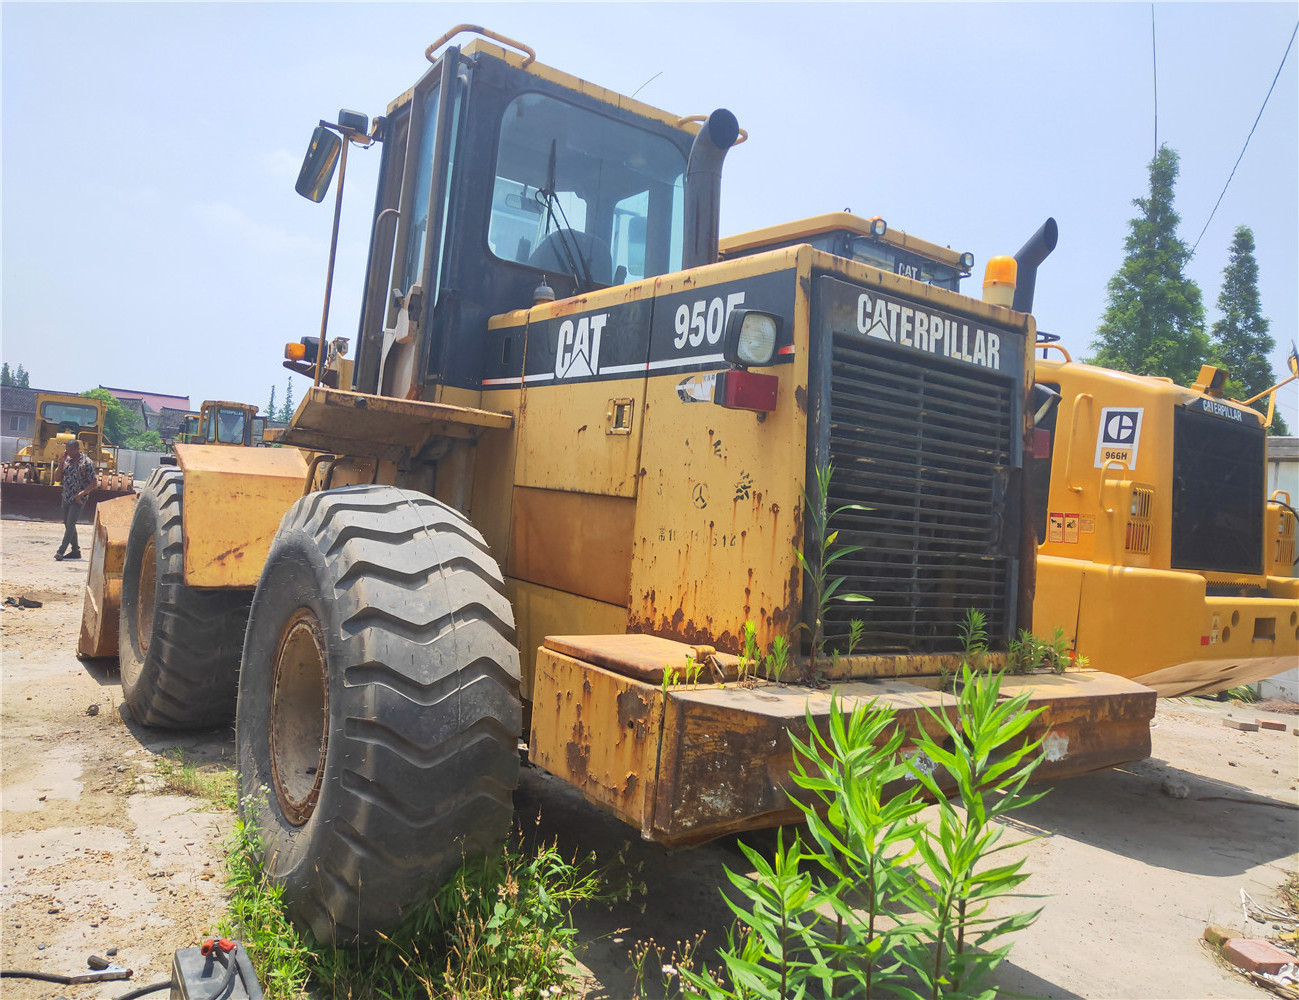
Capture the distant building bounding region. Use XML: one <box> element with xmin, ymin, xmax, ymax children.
<box><xmin>98</xmin><ymin>386</ymin><xmax>190</xmax><ymax>416</ymax></box>
<box><xmin>154</xmin><ymin>406</ymin><xmax>201</xmax><ymax>444</ymax></box>
<box><xmin>0</xmin><ymin>384</ymin><xmax>43</xmax><ymax>436</ymax></box>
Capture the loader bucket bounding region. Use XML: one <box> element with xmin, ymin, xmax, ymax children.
<box><xmin>0</xmin><ymin>480</ymin><xmax>135</xmax><ymax>523</ymax></box>
<box><xmin>77</xmin><ymin>494</ymin><xmax>140</xmax><ymax>659</ymax></box>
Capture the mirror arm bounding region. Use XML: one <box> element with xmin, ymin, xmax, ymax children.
<box><xmin>314</xmin><ymin>135</ymin><xmax>352</xmax><ymax>389</ymax></box>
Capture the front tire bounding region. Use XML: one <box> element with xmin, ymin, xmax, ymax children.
<box><xmin>118</xmin><ymin>467</ymin><xmax>253</xmax><ymax>728</ymax></box>
<box><xmin>236</xmin><ymin>486</ymin><xmax>521</xmax><ymax>943</ymax></box>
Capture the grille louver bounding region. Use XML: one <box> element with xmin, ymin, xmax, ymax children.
<box><xmin>823</xmin><ymin>334</ymin><xmax>1017</xmax><ymax>653</ymax></box>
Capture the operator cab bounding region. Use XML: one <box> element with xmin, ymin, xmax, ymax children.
<box><xmin>295</xmin><ymin>31</ymin><xmax>701</xmax><ymax>401</ymax></box>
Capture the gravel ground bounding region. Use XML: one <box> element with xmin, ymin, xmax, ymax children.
<box><xmin>2</xmin><ymin>515</ymin><xmax>1295</xmax><ymax>999</ymax></box>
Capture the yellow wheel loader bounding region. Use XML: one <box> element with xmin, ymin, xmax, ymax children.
<box><xmin>1030</xmin><ymin>344</ymin><xmax>1299</xmax><ymax>696</ymax></box>
<box><xmin>82</xmin><ymin>26</ymin><xmax>1156</xmax><ymax>941</ymax></box>
<box><xmin>1</xmin><ymin>391</ymin><xmax>134</xmax><ymax>521</ymax></box>
<box><xmin>174</xmin><ymin>400</ymin><xmax>264</xmax><ymax>447</ymax></box>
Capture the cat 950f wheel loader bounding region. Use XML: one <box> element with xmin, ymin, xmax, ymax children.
<box><xmin>82</xmin><ymin>26</ymin><xmax>1157</xmax><ymax>942</ymax></box>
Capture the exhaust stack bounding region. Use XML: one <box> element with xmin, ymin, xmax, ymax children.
<box><xmin>1011</xmin><ymin>217</ymin><xmax>1058</xmax><ymax>314</ymax></box>
<box><xmin>682</xmin><ymin>109</ymin><xmax>740</xmax><ymax>270</ymax></box>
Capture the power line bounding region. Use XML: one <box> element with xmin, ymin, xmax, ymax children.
<box><xmin>1151</xmin><ymin>5</ymin><xmax>1158</xmax><ymax>158</ymax></box>
<box><xmin>1190</xmin><ymin>20</ymin><xmax>1299</xmax><ymax>259</ymax></box>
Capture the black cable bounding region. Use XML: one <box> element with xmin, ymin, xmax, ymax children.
<box><xmin>113</xmin><ymin>980</ymin><xmax>175</xmax><ymax>1000</ymax></box>
<box><xmin>1</xmin><ymin>970</ymin><xmax>78</xmax><ymax>983</ymax></box>
<box><xmin>1190</xmin><ymin>20</ymin><xmax>1299</xmax><ymax>258</ymax></box>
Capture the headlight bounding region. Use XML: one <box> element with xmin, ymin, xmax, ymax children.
<box><xmin>723</xmin><ymin>310</ymin><xmax>782</xmax><ymax>367</ymax></box>
<box><xmin>869</xmin><ymin>216</ymin><xmax>887</xmax><ymax>237</ymax></box>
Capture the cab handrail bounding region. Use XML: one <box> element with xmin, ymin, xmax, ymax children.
<box><xmin>426</xmin><ymin>25</ymin><xmax>536</xmax><ymax>66</ymax></box>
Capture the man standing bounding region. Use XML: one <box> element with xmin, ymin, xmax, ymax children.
<box><xmin>55</xmin><ymin>438</ymin><xmax>97</xmax><ymax>561</ymax></box>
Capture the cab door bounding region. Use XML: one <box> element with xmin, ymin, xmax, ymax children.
<box><xmin>357</xmin><ymin>48</ymin><xmax>466</xmax><ymax>399</ymax></box>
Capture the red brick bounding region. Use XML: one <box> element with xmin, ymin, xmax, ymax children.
<box><xmin>1257</xmin><ymin>719</ymin><xmax>1287</xmax><ymax>731</ymax></box>
<box><xmin>1223</xmin><ymin>719</ymin><xmax>1259</xmax><ymax>732</ymax></box>
<box><xmin>1222</xmin><ymin>938</ymin><xmax>1296</xmax><ymax>975</ymax></box>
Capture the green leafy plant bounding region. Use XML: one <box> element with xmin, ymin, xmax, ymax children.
<box><xmin>765</xmin><ymin>635</ymin><xmax>791</xmax><ymax>684</ymax></box>
<box><xmin>1047</xmin><ymin>626</ymin><xmax>1071</xmax><ymax>674</ymax></box>
<box><xmin>741</xmin><ymin>620</ymin><xmax>761</xmax><ymax>684</ymax></box>
<box><xmin>681</xmin><ymin>663</ymin><xmax>1046</xmax><ymax>1000</ymax></box>
<box><xmin>797</xmin><ymin>462</ymin><xmax>871</xmax><ymax>673</ymax></box>
<box><xmin>662</xmin><ymin>665</ymin><xmax>681</xmax><ymax>697</ymax></box>
<box><xmin>902</xmin><ymin>664</ymin><xmax>1047</xmax><ymax>999</ymax></box>
<box><xmin>1224</xmin><ymin>684</ymin><xmax>1260</xmax><ymax>704</ymax></box>
<box><xmin>1007</xmin><ymin>628</ymin><xmax>1043</xmax><ymax>675</ymax></box>
<box><xmin>220</xmin><ymin>815</ymin><xmax>316</xmax><ymax>1000</ymax></box>
<box><xmin>685</xmin><ymin>653</ymin><xmax>703</xmax><ymax>689</ymax></box>
<box><xmin>224</xmin><ymin>811</ymin><xmax>613</xmax><ymax>1000</ymax></box>
<box><xmin>847</xmin><ymin>618</ymin><xmax>866</xmax><ymax>658</ymax></box>
<box><xmin>958</xmin><ymin>608</ymin><xmax>989</xmax><ymax>669</ymax></box>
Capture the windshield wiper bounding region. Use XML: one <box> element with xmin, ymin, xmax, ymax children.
<box><xmin>536</xmin><ymin>139</ymin><xmax>595</xmax><ymax>291</ymax></box>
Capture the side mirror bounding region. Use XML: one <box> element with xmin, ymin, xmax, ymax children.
<box><xmin>295</xmin><ymin>126</ymin><xmax>342</xmax><ymax>202</ymax></box>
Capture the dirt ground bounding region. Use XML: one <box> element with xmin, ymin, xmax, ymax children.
<box><xmin>2</xmin><ymin>515</ymin><xmax>1296</xmax><ymax>1000</ymax></box>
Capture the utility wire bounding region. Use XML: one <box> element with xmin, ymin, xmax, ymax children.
<box><xmin>1151</xmin><ymin>5</ymin><xmax>1158</xmax><ymax>158</ymax></box>
<box><xmin>1190</xmin><ymin>20</ymin><xmax>1299</xmax><ymax>259</ymax></box>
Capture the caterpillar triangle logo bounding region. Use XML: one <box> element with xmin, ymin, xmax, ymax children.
<box><xmin>555</xmin><ymin>313</ymin><xmax>608</xmax><ymax>379</ymax></box>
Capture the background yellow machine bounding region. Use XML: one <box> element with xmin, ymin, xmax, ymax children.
<box><xmin>83</xmin><ymin>27</ymin><xmax>1156</xmax><ymax>941</ymax></box>
<box><xmin>1</xmin><ymin>391</ymin><xmax>134</xmax><ymax>520</ymax></box>
<box><xmin>174</xmin><ymin>400</ymin><xmax>265</xmax><ymax>447</ymax></box>
<box><xmin>1030</xmin><ymin>346</ymin><xmax>1298</xmax><ymax>696</ymax></box>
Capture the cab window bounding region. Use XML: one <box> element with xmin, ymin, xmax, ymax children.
<box><xmin>41</xmin><ymin>402</ymin><xmax>99</xmax><ymax>428</ymax></box>
<box><xmin>487</xmin><ymin>93</ymin><xmax>685</xmax><ymax>285</ymax></box>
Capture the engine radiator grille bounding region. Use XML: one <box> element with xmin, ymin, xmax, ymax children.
<box><xmin>822</xmin><ymin>334</ymin><xmax>1018</xmax><ymax>653</ymax></box>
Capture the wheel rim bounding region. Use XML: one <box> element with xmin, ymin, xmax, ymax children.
<box><xmin>137</xmin><ymin>537</ymin><xmax>156</xmax><ymax>655</ymax></box>
<box><xmin>269</xmin><ymin>608</ymin><xmax>330</xmax><ymax>826</ymax></box>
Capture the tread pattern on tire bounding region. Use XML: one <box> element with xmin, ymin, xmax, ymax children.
<box><xmin>238</xmin><ymin>485</ymin><xmax>522</xmax><ymax>942</ymax></box>
<box><xmin>118</xmin><ymin>466</ymin><xmax>253</xmax><ymax>728</ymax></box>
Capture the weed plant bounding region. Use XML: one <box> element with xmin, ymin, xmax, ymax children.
<box><xmin>678</xmin><ymin>665</ymin><xmax>1046</xmax><ymax>1000</ymax></box>
<box><xmin>153</xmin><ymin>748</ymin><xmax>238</xmax><ymax>810</ymax></box>
<box><xmin>798</xmin><ymin>462</ymin><xmax>871</xmax><ymax>674</ymax></box>
<box><xmin>222</xmin><ymin>814</ymin><xmax>614</xmax><ymax>1000</ymax></box>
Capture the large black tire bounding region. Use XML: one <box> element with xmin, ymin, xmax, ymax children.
<box><xmin>118</xmin><ymin>467</ymin><xmax>253</xmax><ymax>728</ymax></box>
<box><xmin>236</xmin><ymin>486</ymin><xmax>521</xmax><ymax>943</ymax></box>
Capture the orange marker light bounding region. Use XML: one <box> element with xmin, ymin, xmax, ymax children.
<box><xmin>284</xmin><ymin>342</ymin><xmax>307</xmax><ymax>361</ymax></box>
<box><xmin>982</xmin><ymin>255</ymin><xmax>1017</xmax><ymax>308</ymax></box>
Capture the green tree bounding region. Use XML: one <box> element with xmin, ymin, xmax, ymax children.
<box><xmin>14</xmin><ymin>364</ymin><xmax>30</xmax><ymax>388</ymax></box>
<box><xmin>130</xmin><ymin>428</ymin><xmax>166</xmax><ymax>452</ymax></box>
<box><xmin>266</xmin><ymin>384</ymin><xmax>277</xmax><ymax>423</ymax></box>
<box><xmin>1210</xmin><ymin>226</ymin><xmax>1286</xmax><ymax>434</ymax></box>
<box><xmin>82</xmin><ymin>388</ymin><xmax>142</xmax><ymax>445</ymax></box>
<box><xmin>1091</xmin><ymin>146</ymin><xmax>1208</xmax><ymax>386</ymax></box>
<box><xmin>1</xmin><ymin>363</ymin><xmax>12</xmax><ymax>386</ymax></box>
<box><xmin>280</xmin><ymin>377</ymin><xmax>294</xmax><ymax>423</ymax></box>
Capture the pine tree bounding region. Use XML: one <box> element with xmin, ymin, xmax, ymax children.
<box><xmin>14</xmin><ymin>364</ymin><xmax>30</xmax><ymax>388</ymax></box>
<box><xmin>1210</xmin><ymin>226</ymin><xmax>1286</xmax><ymax>434</ymax></box>
<box><xmin>280</xmin><ymin>377</ymin><xmax>294</xmax><ymax>422</ymax></box>
<box><xmin>267</xmin><ymin>385</ymin><xmax>277</xmax><ymax>423</ymax></box>
<box><xmin>1091</xmin><ymin>146</ymin><xmax>1208</xmax><ymax>386</ymax></box>
<box><xmin>1</xmin><ymin>363</ymin><xmax>11</xmax><ymax>386</ymax></box>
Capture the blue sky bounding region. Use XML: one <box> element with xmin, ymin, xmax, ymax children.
<box><xmin>3</xmin><ymin>3</ymin><xmax>1296</xmax><ymax>421</ymax></box>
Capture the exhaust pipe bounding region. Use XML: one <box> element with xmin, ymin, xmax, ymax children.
<box><xmin>1011</xmin><ymin>217</ymin><xmax>1058</xmax><ymax>314</ymax></box>
<box><xmin>682</xmin><ymin>109</ymin><xmax>740</xmax><ymax>270</ymax></box>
